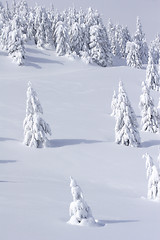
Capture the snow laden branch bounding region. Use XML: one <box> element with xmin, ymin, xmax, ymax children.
<box><xmin>23</xmin><ymin>81</ymin><xmax>52</xmax><ymax>148</ymax></box>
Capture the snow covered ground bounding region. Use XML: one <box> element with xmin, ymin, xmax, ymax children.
<box><xmin>0</xmin><ymin>40</ymin><xmax>160</xmax><ymax>239</ymax></box>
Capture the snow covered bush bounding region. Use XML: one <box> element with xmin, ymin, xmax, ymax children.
<box><xmin>115</xmin><ymin>81</ymin><xmax>140</xmax><ymax>147</ymax></box>
<box><xmin>146</xmin><ymin>52</ymin><xmax>160</xmax><ymax>91</ymax></box>
<box><xmin>68</xmin><ymin>177</ymin><xmax>95</xmax><ymax>226</ymax></box>
<box><xmin>139</xmin><ymin>81</ymin><xmax>159</xmax><ymax>133</ymax></box>
<box><xmin>23</xmin><ymin>82</ymin><xmax>52</xmax><ymax>148</ymax></box>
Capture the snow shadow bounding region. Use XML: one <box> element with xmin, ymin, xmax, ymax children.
<box><xmin>26</xmin><ymin>47</ymin><xmax>50</xmax><ymax>56</ymax></box>
<box><xmin>0</xmin><ymin>160</ymin><xmax>17</xmax><ymax>164</ymax></box>
<box><xmin>0</xmin><ymin>51</ymin><xmax>8</xmax><ymax>56</ymax></box>
<box><xmin>142</xmin><ymin>140</ymin><xmax>160</xmax><ymax>148</ymax></box>
<box><xmin>28</xmin><ymin>56</ymin><xmax>63</xmax><ymax>65</ymax></box>
<box><xmin>0</xmin><ymin>137</ymin><xmax>18</xmax><ymax>142</ymax></box>
<box><xmin>48</xmin><ymin>139</ymin><xmax>104</xmax><ymax>148</ymax></box>
<box><xmin>25</xmin><ymin>56</ymin><xmax>63</xmax><ymax>69</ymax></box>
<box><xmin>97</xmin><ymin>219</ymin><xmax>139</xmax><ymax>226</ymax></box>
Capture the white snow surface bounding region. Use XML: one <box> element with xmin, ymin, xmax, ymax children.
<box><xmin>0</xmin><ymin>41</ymin><xmax>160</xmax><ymax>240</ymax></box>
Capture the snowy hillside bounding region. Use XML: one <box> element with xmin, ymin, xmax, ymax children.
<box><xmin>0</xmin><ymin>40</ymin><xmax>160</xmax><ymax>240</ymax></box>
<box><xmin>0</xmin><ymin>1</ymin><xmax>160</xmax><ymax>240</ymax></box>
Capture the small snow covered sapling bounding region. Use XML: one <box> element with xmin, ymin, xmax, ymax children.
<box><xmin>23</xmin><ymin>81</ymin><xmax>52</xmax><ymax>148</ymax></box>
<box><xmin>68</xmin><ymin>176</ymin><xmax>95</xmax><ymax>226</ymax></box>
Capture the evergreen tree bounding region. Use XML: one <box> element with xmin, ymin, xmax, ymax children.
<box><xmin>146</xmin><ymin>52</ymin><xmax>160</xmax><ymax>91</ymax></box>
<box><xmin>23</xmin><ymin>82</ymin><xmax>52</xmax><ymax>148</ymax></box>
<box><xmin>149</xmin><ymin>34</ymin><xmax>160</xmax><ymax>64</ymax></box>
<box><xmin>139</xmin><ymin>81</ymin><xmax>159</xmax><ymax>133</ymax></box>
<box><xmin>89</xmin><ymin>24</ymin><xmax>111</xmax><ymax>67</ymax></box>
<box><xmin>111</xmin><ymin>90</ymin><xmax>117</xmax><ymax>117</ymax></box>
<box><xmin>143</xmin><ymin>153</ymin><xmax>160</xmax><ymax>200</ymax></box>
<box><xmin>134</xmin><ymin>17</ymin><xmax>148</xmax><ymax>64</ymax></box>
<box><xmin>143</xmin><ymin>153</ymin><xmax>154</xmax><ymax>179</ymax></box>
<box><xmin>68</xmin><ymin>177</ymin><xmax>95</xmax><ymax>226</ymax></box>
<box><xmin>7</xmin><ymin>15</ymin><xmax>25</xmax><ymax>65</ymax></box>
<box><xmin>148</xmin><ymin>165</ymin><xmax>159</xmax><ymax>200</ymax></box>
<box><xmin>54</xmin><ymin>20</ymin><xmax>70</xmax><ymax>56</ymax></box>
<box><xmin>126</xmin><ymin>41</ymin><xmax>142</xmax><ymax>68</ymax></box>
<box><xmin>68</xmin><ymin>21</ymin><xmax>83</xmax><ymax>55</ymax></box>
<box><xmin>115</xmin><ymin>81</ymin><xmax>140</xmax><ymax>147</ymax></box>
<box><xmin>0</xmin><ymin>2</ymin><xmax>5</xmax><ymax>34</ymax></box>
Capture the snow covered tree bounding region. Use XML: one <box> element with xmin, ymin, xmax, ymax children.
<box><xmin>5</xmin><ymin>15</ymin><xmax>25</xmax><ymax>65</ymax></box>
<box><xmin>139</xmin><ymin>81</ymin><xmax>159</xmax><ymax>133</ymax></box>
<box><xmin>143</xmin><ymin>153</ymin><xmax>154</xmax><ymax>180</ymax></box>
<box><xmin>146</xmin><ymin>52</ymin><xmax>160</xmax><ymax>91</ymax></box>
<box><xmin>143</xmin><ymin>153</ymin><xmax>160</xmax><ymax>201</ymax></box>
<box><xmin>111</xmin><ymin>90</ymin><xmax>117</xmax><ymax>117</ymax></box>
<box><xmin>34</xmin><ymin>6</ymin><xmax>52</xmax><ymax>48</ymax></box>
<box><xmin>126</xmin><ymin>41</ymin><xmax>142</xmax><ymax>68</ymax></box>
<box><xmin>107</xmin><ymin>19</ymin><xmax>131</xmax><ymax>59</ymax></box>
<box><xmin>115</xmin><ymin>81</ymin><xmax>140</xmax><ymax>147</ymax></box>
<box><xmin>54</xmin><ymin>20</ymin><xmax>70</xmax><ymax>56</ymax></box>
<box><xmin>89</xmin><ymin>24</ymin><xmax>111</xmax><ymax>67</ymax></box>
<box><xmin>133</xmin><ymin>17</ymin><xmax>148</xmax><ymax>64</ymax></box>
<box><xmin>148</xmin><ymin>165</ymin><xmax>159</xmax><ymax>200</ymax></box>
<box><xmin>118</xmin><ymin>25</ymin><xmax>131</xmax><ymax>58</ymax></box>
<box><xmin>23</xmin><ymin>82</ymin><xmax>52</xmax><ymax>148</ymax></box>
<box><xmin>68</xmin><ymin>176</ymin><xmax>95</xmax><ymax>226</ymax></box>
<box><xmin>149</xmin><ymin>34</ymin><xmax>160</xmax><ymax>64</ymax></box>
<box><xmin>68</xmin><ymin>21</ymin><xmax>83</xmax><ymax>55</ymax></box>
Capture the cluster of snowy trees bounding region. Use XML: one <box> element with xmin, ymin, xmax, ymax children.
<box><xmin>2</xmin><ymin>1</ymin><xmax>160</xmax><ymax>68</ymax></box>
<box><xmin>111</xmin><ymin>57</ymin><xmax>160</xmax><ymax>147</ymax></box>
<box><xmin>143</xmin><ymin>153</ymin><xmax>160</xmax><ymax>201</ymax></box>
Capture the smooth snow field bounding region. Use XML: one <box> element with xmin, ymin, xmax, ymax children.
<box><xmin>0</xmin><ymin>41</ymin><xmax>160</xmax><ymax>240</ymax></box>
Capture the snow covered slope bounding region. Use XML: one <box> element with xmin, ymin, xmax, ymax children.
<box><xmin>0</xmin><ymin>40</ymin><xmax>160</xmax><ymax>240</ymax></box>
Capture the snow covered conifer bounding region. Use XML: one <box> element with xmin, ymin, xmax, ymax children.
<box><xmin>126</xmin><ymin>41</ymin><xmax>142</xmax><ymax>68</ymax></box>
<box><xmin>149</xmin><ymin>34</ymin><xmax>160</xmax><ymax>64</ymax></box>
<box><xmin>144</xmin><ymin>153</ymin><xmax>160</xmax><ymax>201</ymax></box>
<box><xmin>115</xmin><ymin>81</ymin><xmax>140</xmax><ymax>147</ymax></box>
<box><xmin>139</xmin><ymin>81</ymin><xmax>159</xmax><ymax>133</ymax></box>
<box><xmin>134</xmin><ymin>17</ymin><xmax>148</xmax><ymax>64</ymax></box>
<box><xmin>54</xmin><ymin>20</ymin><xmax>70</xmax><ymax>56</ymax></box>
<box><xmin>68</xmin><ymin>177</ymin><xmax>95</xmax><ymax>226</ymax></box>
<box><xmin>148</xmin><ymin>165</ymin><xmax>159</xmax><ymax>200</ymax></box>
<box><xmin>143</xmin><ymin>153</ymin><xmax>154</xmax><ymax>180</ymax></box>
<box><xmin>89</xmin><ymin>24</ymin><xmax>111</xmax><ymax>67</ymax></box>
<box><xmin>111</xmin><ymin>90</ymin><xmax>117</xmax><ymax>117</ymax></box>
<box><xmin>7</xmin><ymin>15</ymin><xmax>25</xmax><ymax>65</ymax></box>
<box><xmin>23</xmin><ymin>82</ymin><xmax>52</xmax><ymax>148</ymax></box>
<box><xmin>146</xmin><ymin>52</ymin><xmax>160</xmax><ymax>91</ymax></box>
